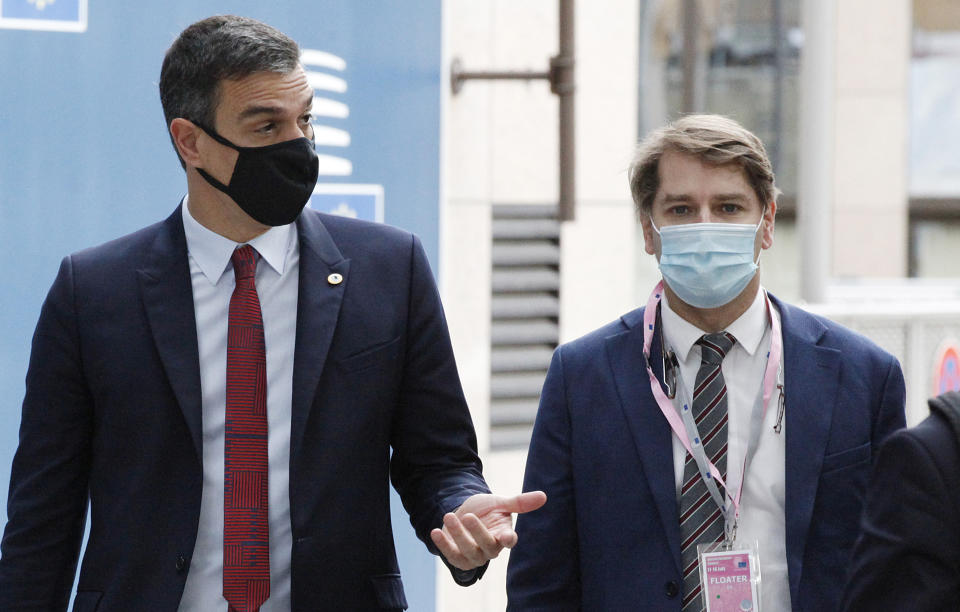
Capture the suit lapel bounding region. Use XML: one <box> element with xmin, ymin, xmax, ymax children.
<box><xmin>137</xmin><ymin>205</ymin><xmax>203</xmax><ymax>458</ymax></box>
<box><xmin>289</xmin><ymin>211</ymin><xmax>349</xmax><ymax>464</ymax></box>
<box><xmin>774</xmin><ymin>296</ymin><xmax>840</xmax><ymax>603</ymax></box>
<box><xmin>606</xmin><ymin>306</ymin><xmax>682</xmax><ymax>574</ymax></box>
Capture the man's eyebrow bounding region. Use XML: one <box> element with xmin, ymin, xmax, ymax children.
<box><xmin>238</xmin><ymin>105</ymin><xmax>283</xmax><ymax>120</ymax></box>
<box><xmin>661</xmin><ymin>194</ymin><xmax>694</xmax><ymax>203</ymax></box>
<box><xmin>301</xmin><ymin>93</ymin><xmax>314</xmax><ymax>111</ymax></box>
<box><xmin>711</xmin><ymin>193</ymin><xmax>750</xmax><ymax>202</ymax></box>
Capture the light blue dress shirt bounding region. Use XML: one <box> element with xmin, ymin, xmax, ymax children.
<box><xmin>178</xmin><ymin>200</ymin><xmax>299</xmax><ymax>611</ymax></box>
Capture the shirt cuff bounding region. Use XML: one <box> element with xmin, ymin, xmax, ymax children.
<box><xmin>441</xmin><ymin>555</ymin><xmax>489</xmax><ymax>586</ymax></box>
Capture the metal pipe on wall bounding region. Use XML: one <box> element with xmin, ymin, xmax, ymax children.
<box><xmin>681</xmin><ymin>0</ymin><xmax>699</xmax><ymax>114</ymax></box>
<box><xmin>555</xmin><ymin>0</ymin><xmax>576</xmax><ymax>221</ymax></box>
<box><xmin>450</xmin><ymin>0</ymin><xmax>576</xmax><ymax>221</ymax></box>
<box><xmin>770</xmin><ymin>0</ymin><xmax>784</xmax><ymax>173</ymax></box>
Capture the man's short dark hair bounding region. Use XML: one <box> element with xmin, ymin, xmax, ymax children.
<box><xmin>159</xmin><ymin>15</ymin><xmax>301</xmax><ymax>166</ymax></box>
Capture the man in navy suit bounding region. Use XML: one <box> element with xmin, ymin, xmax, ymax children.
<box><xmin>506</xmin><ymin>114</ymin><xmax>905</xmax><ymax>611</ymax></box>
<box><xmin>0</xmin><ymin>15</ymin><xmax>544</xmax><ymax>611</ymax></box>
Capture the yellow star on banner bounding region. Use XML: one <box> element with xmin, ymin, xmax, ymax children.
<box><xmin>28</xmin><ymin>0</ymin><xmax>56</xmax><ymax>9</ymax></box>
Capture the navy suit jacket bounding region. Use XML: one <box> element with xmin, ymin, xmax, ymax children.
<box><xmin>506</xmin><ymin>296</ymin><xmax>905</xmax><ymax>611</ymax></box>
<box><xmin>0</xmin><ymin>206</ymin><xmax>489</xmax><ymax>611</ymax></box>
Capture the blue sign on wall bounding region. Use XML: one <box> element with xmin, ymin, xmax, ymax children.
<box><xmin>0</xmin><ymin>2</ymin><xmax>442</xmax><ymax>609</ymax></box>
<box><xmin>0</xmin><ymin>0</ymin><xmax>87</xmax><ymax>31</ymax></box>
<box><xmin>311</xmin><ymin>184</ymin><xmax>385</xmax><ymax>222</ymax></box>
<box><xmin>299</xmin><ymin>47</ymin><xmax>387</xmax><ymax>224</ymax></box>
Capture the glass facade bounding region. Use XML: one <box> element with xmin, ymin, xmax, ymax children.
<box><xmin>910</xmin><ymin>0</ymin><xmax>960</xmax><ymax>277</ymax></box>
<box><xmin>637</xmin><ymin>0</ymin><xmax>802</xmax><ymax>299</ymax></box>
<box><xmin>639</xmin><ymin>0</ymin><xmax>960</xmax><ymax>282</ymax></box>
<box><xmin>639</xmin><ymin>0</ymin><xmax>801</xmax><ymax>195</ymax></box>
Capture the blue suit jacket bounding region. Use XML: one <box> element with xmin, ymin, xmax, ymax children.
<box><xmin>0</xmin><ymin>206</ymin><xmax>489</xmax><ymax>611</ymax></box>
<box><xmin>506</xmin><ymin>296</ymin><xmax>905</xmax><ymax>611</ymax></box>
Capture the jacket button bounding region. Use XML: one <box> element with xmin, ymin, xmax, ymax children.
<box><xmin>176</xmin><ymin>555</ymin><xmax>187</xmax><ymax>572</ymax></box>
<box><xmin>665</xmin><ymin>580</ymin><xmax>679</xmax><ymax>598</ymax></box>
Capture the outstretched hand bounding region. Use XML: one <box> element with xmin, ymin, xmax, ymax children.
<box><xmin>430</xmin><ymin>491</ymin><xmax>547</xmax><ymax>571</ymax></box>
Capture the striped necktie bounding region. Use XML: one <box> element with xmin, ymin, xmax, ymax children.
<box><xmin>679</xmin><ymin>331</ymin><xmax>736</xmax><ymax>611</ymax></box>
<box><xmin>223</xmin><ymin>245</ymin><xmax>270</xmax><ymax>612</ymax></box>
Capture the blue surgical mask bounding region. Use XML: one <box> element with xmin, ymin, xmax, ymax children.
<box><xmin>651</xmin><ymin>219</ymin><xmax>762</xmax><ymax>309</ymax></box>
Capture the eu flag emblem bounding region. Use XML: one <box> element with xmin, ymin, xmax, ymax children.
<box><xmin>1</xmin><ymin>0</ymin><xmax>86</xmax><ymax>32</ymax></box>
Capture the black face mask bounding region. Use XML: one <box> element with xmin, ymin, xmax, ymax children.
<box><xmin>195</xmin><ymin>124</ymin><xmax>319</xmax><ymax>226</ymax></box>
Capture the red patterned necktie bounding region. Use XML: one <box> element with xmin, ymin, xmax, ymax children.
<box><xmin>223</xmin><ymin>245</ymin><xmax>270</xmax><ymax>612</ymax></box>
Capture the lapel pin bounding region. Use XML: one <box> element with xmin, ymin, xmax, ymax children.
<box><xmin>327</xmin><ymin>273</ymin><xmax>344</xmax><ymax>286</ymax></box>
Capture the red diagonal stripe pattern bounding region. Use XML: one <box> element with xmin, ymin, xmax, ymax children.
<box><xmin>223</xmin><ymin>245</ymin><xmax>270</xmax><ymax>612</ymax></box>
<box><xmin>678</xmin><ymin>331</ymin><xmax>736</xmax><ymax>612</ymax></box>
<box><xmin>693</xmin><ymin>367</ymin><xmax>721</xmax><ymax>398</ymax></box>
<box><xmin>682</xmin><ymin>582</ymin><xmax>702</xmax><ymax>608</ymax></box>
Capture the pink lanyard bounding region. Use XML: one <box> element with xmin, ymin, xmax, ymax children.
<box><xmin>642</xmin><ymin>281</ymin><xmax>782</xmax><ymax>521</ymax></box>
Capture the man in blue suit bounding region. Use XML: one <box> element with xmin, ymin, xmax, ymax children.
<box><xmin>0</xmin><ymin>15</ymin><xmax>544</xmax><ymax>611</ymax></box>
<box><xmin>506</xmin><ymin>115</ymin><xmax>905</xmax><ymax>611</ymax></box>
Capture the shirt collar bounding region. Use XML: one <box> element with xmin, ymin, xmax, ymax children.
<box><xmin>661</xmin><ymin>287</ymin><xmax>768</xmax><ymax>361</ymax></box>
<box><xmin>181</xmin><ymin>196</ymin><xmax>294</xmax><ymax>285</ymax></box>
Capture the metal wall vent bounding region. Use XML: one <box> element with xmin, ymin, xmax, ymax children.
<box><xmin>490</xmin><ymin>205</ymin><xmax>560</xmax><ymax>450</ymax></box>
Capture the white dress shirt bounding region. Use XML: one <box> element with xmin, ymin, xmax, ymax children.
<box><xmin>178</xmin><ymin>200</ymin><xmax>298</xmax><ymax>611</ymax></box>
<box><xmin>662</xmin><ymin>288</ymin><xmax>790</xmax><ymax>612</ymax></box>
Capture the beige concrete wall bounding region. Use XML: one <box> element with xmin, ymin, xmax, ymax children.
<box><xmin>831</xmin><ymin>0</ymin><xmax>910</xmax><ymax>278</ymax></box>
<box><xmin>559</xmin><ymin>0</ymin><xmax>639</xmax><ymax>342</ymax></box>
<box><xmin>442</xmin><ymin>0</ymin><xmax>495</xmax><ymax>461</ymax></box>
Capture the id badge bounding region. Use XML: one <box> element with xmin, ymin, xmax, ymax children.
<box><xmin>697</xmin><ymin>540</ymin><xmax>761</xmax><ymax>612</ymax></box>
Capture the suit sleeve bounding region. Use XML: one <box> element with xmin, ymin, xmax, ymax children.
<box><xmin>842</xmin><ymin>424</ymin><xmax>960</xmax><ymax>611</ymax></box>
<box><xmin>506</xmin><ymin>347</ymin><xmax>580</xmax><ymax>611</ymax></box>
<box><xmin>388</xmin><ymin>235</ymin><xmax>491</xmax><ymax>584</ymax></box>
<box><xmin>0</xmin><ymin>256</ymin><xmax>93</xmax><ymax>610</ymax></box>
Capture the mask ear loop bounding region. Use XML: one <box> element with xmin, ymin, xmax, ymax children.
<box><xmin>649</xmin><ymin>215</ymin><xmax>662</xmax><ymax>236</ymax></box>
<box><xmin>753</xmin><ymin>213</ymin><xmax>767</xmax><ymax>266</ymax></box>
<box><xmin>193</xmin><ymin>122</ymin><xmax>241</xmax><ymax>151</ymax></box>
<box><xmin>192</xmin><ymin>121</ymin><xmax>239</xmax><ymax>193</ymax></box>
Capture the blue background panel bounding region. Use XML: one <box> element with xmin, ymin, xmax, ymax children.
<box><xmin>0</xmin><ymin>2</ymin><xmax>442</xmax><ymax>609</ymax></box>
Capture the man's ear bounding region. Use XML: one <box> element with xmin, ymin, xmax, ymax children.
<box><xmin>640</xmin><ymin>212</ymin><xmax>658</xmax><ymax>256</ymax></box>
<box><xmin>170</xmin><ymin>118</ymin><xmax>202</xmax><ymax>167</ymax></box>
<box><xmin>761</xmin><ymin>200</ymin><xmax>777</xmax><ymax>250</ymax></box>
